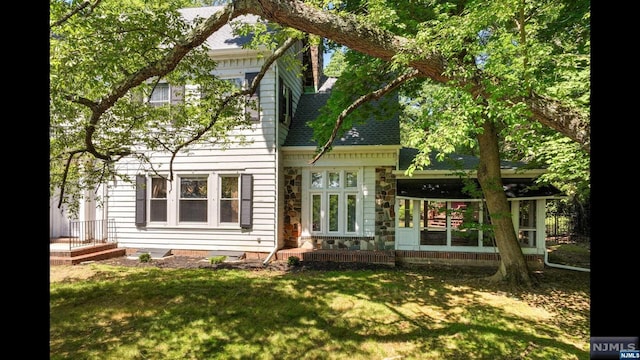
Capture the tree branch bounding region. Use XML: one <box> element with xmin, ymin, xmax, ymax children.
<box><xmin>164</xmin><ymin>36</ymin><xmax>299</xmax><ymax>180</ymax></box>
<box><xmin>236</xmin><ymin>0</ymin><xmax>589</xmax><ymax>153</ymax></box>
<box><xmin>309</xmin><ymin>69</ymin><xmax>420</xmax><ymax>165</ymax></box>
<box><xmin>51</xmin><ymin>0</ymin><xmax>103</xmax><ymax>28</ymax></box>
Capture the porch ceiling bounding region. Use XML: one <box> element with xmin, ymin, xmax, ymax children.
<box><xmin>397</xmin><ymin>178</ymin><xmax>563</xmax><ymax>199</ymax></box>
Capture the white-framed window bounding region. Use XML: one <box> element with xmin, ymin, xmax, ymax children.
<box><xmin>399</xmin><ymin>198</ymin><xmax>487</xmax><ymax>247</ymax></box>
<box><xmin>146</xmin><ymin>82</ymin><xmax>184</xmax><ymax>107</ymax></box>
<box><xmin>138</xmin><ymin>173</ymin><xmax>251</xmax><ymax>228</ymax></box>
<box><xmin>219</xmin><ymin>175</ymin><xmax>239</xmax><ymax>224</ymax></box>
<box><xmin>149</xmin><ymin>83</ymin><xmax>170</xmax><ymax>106</ymax></box>
<box><xmin>179</xmin><ymin>176</ymin><xmax>208</xmax><ymax>223</ymax></box>
<box><xmin>398</xmin><ymin>197</ymin><xmax>539</xmax><ymax>249</ymax></box>
<box><xmin>226</xmin><ymin>77</ymin><xmax>244</xmax><ymax>91</ymax></box>
<box><xmin>149</xmin><ymin>177</ymin><xmax>168</xmax><ymax>222</ymax></box>
<box><xmin>214</xmin><ymin>73</ymin><xmax>260</xmax><ymax>122</ymax></box>
<box><xmin>517</xmin><ymin>199</ymin><xmax>537</xmax><ymax>247</ymax></box>
<box><xmin>308</xmin><ymin>169</ymin><xmax>361</xmax><ymax>235</ymax></box>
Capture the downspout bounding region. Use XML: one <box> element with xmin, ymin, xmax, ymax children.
<box><xmin>544</xmin><ymin>248</ymin><xmax>590</xmax><ymax>272</ymax></box>
<box><xmin>263</xmin><ymin>63</ymin><xmax>279</xmax><ymax>265</ymax></box>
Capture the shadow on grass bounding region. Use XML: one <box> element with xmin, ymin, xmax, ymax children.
<box><xmin>50</xmin><ymin>265</ymin><xmax>589</xmax><ymax>359</ymax></box>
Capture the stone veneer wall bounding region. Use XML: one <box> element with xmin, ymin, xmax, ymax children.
<box><xmin>375</xmin><ymin>167</ymin><xmax>396</xmax><ymax>250</ymax></box>
<box><xmin>299</xmin><ymin>235</ymin><xmax>376</xmax><ymax>250</ymax></box>
<box><xmin>282</xmin><ymin>166</ymin><xmax>397</xmax><ymax>251</ymax></box>
<box><xmin>283</xmin><ymin>167</ymin><xmax>302</xmax><ymax>248</ymax></box>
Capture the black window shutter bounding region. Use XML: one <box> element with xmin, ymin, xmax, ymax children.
<box><xmin>135</xmin><ymin>175</ymin><xmax>147</xmax><ymax>227</ymax></box>
<box><xmin>245</xmin><ymin>72</ymin><xmax>260</xmax><ymax>121</ymax></box>
<box><xmin>279</xmin><ymin>77</ymin><xmax>285</xmax><ymax>123</ymax></box>
<box><xmin>287</xmin><ymin>87</ymin><xmax>293</xmax><ymax>121</ymax></box>
<box><xmin>240</xmin><ymin>174</ymin><xmax>253</xmax><ymax>229</ymax></box>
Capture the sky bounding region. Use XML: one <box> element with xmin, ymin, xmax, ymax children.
<box><xmin>323</xmin><ymin>49</ymin><xmax>334</xmax><ymax>69</ymax></box>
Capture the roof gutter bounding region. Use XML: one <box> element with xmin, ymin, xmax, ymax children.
<box><xmin>544</xmin><ymin>248</ymin><xmax>590</xmax><ymax>272</ymax></box>
<box><xmin>392</xmin><ymin>169</ymin><xmax>548</xmax><ymax>178</ymax></box>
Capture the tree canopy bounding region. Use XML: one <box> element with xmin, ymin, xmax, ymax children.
<box><xmin>50</xmin><ymin>0</ymin><xmax>589</xmax><ymax>286</ymax></box>
<box><xmin>50</xmin><ymin>0</ymin><xmax>589</xmax><ymax>201</ymax></box>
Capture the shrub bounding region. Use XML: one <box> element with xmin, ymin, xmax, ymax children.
<box><xmin>138</xmin><ymin>253</ymin><xmax>151</xmax><ymax>263</ymax></box>
<box><xmin>287</xmin><ymin>256</ymin><xmax>301</xmax><ymax>266</ymax></box>
<box><xmin>210</xmin><ymin>255</ymin><xmax>227</xmax><ymax>264</ymax></box>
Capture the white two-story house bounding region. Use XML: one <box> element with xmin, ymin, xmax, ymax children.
<box><xmin>51</xmin><ymin>6</ymin><xmax>563</xmax><ymax>268</ymax></box>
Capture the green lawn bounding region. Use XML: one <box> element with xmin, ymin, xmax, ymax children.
<box><xmin>50</xmin><ymin>264</ymin><xmax>590</xmax><ymax>359</ymax></box>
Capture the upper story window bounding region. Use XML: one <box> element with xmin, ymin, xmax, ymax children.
<box><xmin>147</xmin><ymin>82</ymin><xmax>184</xmax><ymax>107</ymax></box>
<box><xmin>227</xmin><ymin>78</ymin><xmax>244</xmax><ymax>90</ymax></box>
<box><xmin>245</xmin><ymin>72</ymin><xmax>260</xmax><ymax>122</ymax></box>
<box><xmin>218</xmin><ymin>73</ymin><xmax>260</xmax><ymax>122</ymax></box>
<box><xmin>144</xmin><ymin>75</ymin><xmax>258</xmax><ymax>121</ymax></box>
<box><xmin>149</xmin><ymin>83</ymin><xmax>170</xmax><ymax>106</ymax></box>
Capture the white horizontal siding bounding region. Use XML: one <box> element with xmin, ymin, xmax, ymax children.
<box><xmin>105</xmin><ymin>58</ymin><xmax>282</xmax><ymax>254</ymax></box>
<box><xmin>276</xmin><ymin>48</ymin><xmax>303</xmax><ymax>146</ymax></box>
<box><xmin>108</xmin><ymin>177</ymin><xmax>276</xmax><ymax>253</ymax></box>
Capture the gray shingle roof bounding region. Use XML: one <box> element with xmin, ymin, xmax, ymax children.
<box><xmin>283</xmin><ymin>78</ymin><xmax>401</xmax><ymax>147</ymax></box>
<box><xmin>179</xmin><ymin>6</ymin><xmax>258</xmax><ymax>50</ymax></box>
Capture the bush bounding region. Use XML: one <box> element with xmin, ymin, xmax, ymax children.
<box><xmin>138</xmin><ymin>253</ymin><xmax>151</xmax><ymax>263</ymax></box>
<box><xmin>287</xmin><ymin>256</ymin><xmax>301</xmax><ymax>266</ymax></box>
<box><xmin>210</xmin><ymin>255</ymin><xmax>227</xmax><ymax>264</ymax></box>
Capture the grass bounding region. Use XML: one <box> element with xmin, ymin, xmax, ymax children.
<box><xmin>50</xmin><ymin>264</ymin><xmax>590</xmax><ymax>359</ymax></box>
<box><xmin>547</xmin><ymin>242</ymin><xmax>591</xmax><ymax>269</ymax></box>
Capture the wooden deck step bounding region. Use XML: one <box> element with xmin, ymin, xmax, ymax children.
<box><xmin>50</xmin><ymin>243</ymin><xmax>126</xmax><ymax>266</ymax></box>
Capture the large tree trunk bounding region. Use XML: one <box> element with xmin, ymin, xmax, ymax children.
<box><xmin>476</xmin><ymin>119</ymin><xmax>535</xmax><ymax>288</ymax></box>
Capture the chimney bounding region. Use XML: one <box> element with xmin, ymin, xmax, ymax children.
<box><xmin>303</xmin><ymin>37</ymin><xmax>324</xmax><ymax>93</ymax></box>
